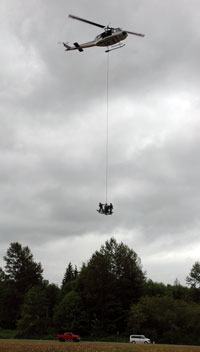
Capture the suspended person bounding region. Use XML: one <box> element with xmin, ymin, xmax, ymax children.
<box><xmin>104</xmin><ymin>203</ymin><xmax>109</xmax><ymax>215</ymax></box>
<box><xmin>109</xmin><ymin>203</ymin><xmax>113</xmax><ymax>214</ymax></box>
<box><xmin>98</xmin><ymin>202</ymin><xmax>104</xmax><ymax>213</ymax></box>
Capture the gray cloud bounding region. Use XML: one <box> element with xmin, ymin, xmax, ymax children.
<box><xmin>1</xmin><ymin>0</ymin><xmax>200</xmax><ymax>284</ymax></box>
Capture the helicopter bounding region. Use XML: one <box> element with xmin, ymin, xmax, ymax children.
<box><xmin>63</xmin><ymin>14</ymin><xmax>145</xmax><ymax>53</ymax></box>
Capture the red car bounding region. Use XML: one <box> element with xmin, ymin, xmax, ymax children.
<box><xmin>57</xmin><ymin>332</ymin><xmax>80</xmax><ymax>342</ymax></box>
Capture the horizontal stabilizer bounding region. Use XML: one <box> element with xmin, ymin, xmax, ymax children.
<box><xmin>74</xmin><ymin>42</ymin><xmax>84</xmax><ymax>52</ymax></box>
<box><xmin>63</xmin><ymin>42</ymin><xmax>71</xmax><ymax>50</ymax></box>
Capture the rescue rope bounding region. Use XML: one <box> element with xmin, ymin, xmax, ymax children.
<box><xmin>105</xmin><ymin>51</ymin><xmax>110</xmax><ymax>203</ymax></box>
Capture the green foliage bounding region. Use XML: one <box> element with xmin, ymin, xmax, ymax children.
<box><xmin>0</xmin><ymin>268</ymin><xmax>6</xmax><ymax>282</ymax></box>
<box><xmin>17</xmin><ymin>286</ymin><xmax>50</xmax><ymax>338</ymax></box>
<box><xmin>128</xmin><ymin>295</ymin><xmax>200</xmax><ymax>344</ymax></box>
<box><xmin>16</xmin><ymin>281</ymin><xmax>60</xmax><ymax>338</ymax></box>
<box><xmin>77</xmin><ymin>238</ymin><xmax>145</xmax><ymax>336</ymax></box>
<box><xmin>61</xmin><ymin>262</ymin><xmax>79</xmax><ymax>296</ymax></box>
<box><xmin>0</xmin><ymin>329</ymin><xmax>17</xmax><ymax>339</ymax></box>
<box><xmin>100</xmin><ymin>238</ymin><xmax>145</xmax><ymax>304</ymax></box>
<box><xmin>144</xmin><ymin>280</ymin><xmax>167</xmax><ymax>297</ymax></box>
<box><xmin>186</xmin><ymin>261</ymin><xmax>200</xmax><ymax>288</ymax></box>
<box><xmin>171</xmin><ymin>281</ymin><xmax>191</xmax><ymax>301</ymax></box>
<box><xmin>0</xmin><ymin>281</ymin><xmax>20</xmax><ymax>328</ymax></box>
<box><xmin>144</xmin><ymin>279</ymin><xmax>191</xmax><ymax>301</ymax></box>
<box><xmin>45</xmin><ymin>283</ymin><xmax>60</xmax><ymax>320</ymax></box>
<box><xmin>2</xmin><ymin>240</ymin><xmax>200</xmax><ymax>345</ymax></box>
<box><xmin>53</xmin><ymin>290</ymin><xmax>82</xmax><ymax>332</ymax></box>
<box><xmin>0</xmin><ymin>242</ymin><xmax>44</xmax><ymax>329</ymax></box>
<box><xmin>186</xmin><ymin>262</ymin><xmax>200</xmax><ymax>303</ymax></box>
<box><xmin>4</xmin><ymin>242</ymin><xmax>43</xmax><ymax>295</ymax></box>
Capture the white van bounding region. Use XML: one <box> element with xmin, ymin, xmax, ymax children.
<box><xmin>130</xmin><ymin>335</ymin><xmax>151</xmax><ymax>344</ymax></box>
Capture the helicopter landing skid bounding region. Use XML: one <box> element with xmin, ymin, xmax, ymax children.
<box><xmin>105</xmin><ymin>43</ymin><xmax>125</xmax><ymax>53</ymax></box>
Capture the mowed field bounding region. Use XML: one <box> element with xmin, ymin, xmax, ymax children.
<box><xmin>0</xmin><ymin>340</ymin><xmax>200</xmax><ymax>352</ymax></box>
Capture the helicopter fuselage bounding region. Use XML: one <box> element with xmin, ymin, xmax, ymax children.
<box><xmin>63</xmin><ymin>14</ymin><xmax>144</xmax><ymax>52</ymax></box>
<box><xmin>95</xmin><ymin>28</ymin><xmax>128</xmax><ymax>47</ymax></box>
<box><xmin>63</xmin><ymin>28</ymin><xmax>128</xmax><ymax>52</ymax></box>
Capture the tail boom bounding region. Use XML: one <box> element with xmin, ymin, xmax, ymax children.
<box><xmin>63</xmin><ymin>42</ymin><xmax>77</xmax><ymax>51</ymax></box>
<box><xmin>63</xmin><ymin>40</ymin><xmax>96</xmax><ymax>52</ymax></box>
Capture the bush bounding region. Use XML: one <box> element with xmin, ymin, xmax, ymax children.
<box><xmin>0</xmin><ymin>329</ymin><xmax>17</xmax><ymax>339</ymax></box>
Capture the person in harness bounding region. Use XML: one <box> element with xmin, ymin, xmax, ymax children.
<box><xmin>98</xmin><ymin>202</ymin><xmax>104</xmax><ymax>213</ymax></box>
<box><xmin>109</xmin><ymin>203</ymin><xmax>113</xmax><ymax>214</ymax></box>
<box><xmin>97</xmin><ymin>202</ymin><xmax>114</xmax><ymax>215</ymax></box>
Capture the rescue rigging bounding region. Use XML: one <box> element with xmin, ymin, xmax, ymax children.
<box><xmin>61</xmin><ymin>14</ymin><xmax>145</xmax><ymax>215</ymax></box>
<box><xmin>97</xmin><ymin>52</ymin><xmax>113</xmax><ymax>216</ymax></box>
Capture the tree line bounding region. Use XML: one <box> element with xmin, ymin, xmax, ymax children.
<box><xmin>0</xmin><ymin>238</ymin><xmax>200</xmax><ymax>344</ymax></box>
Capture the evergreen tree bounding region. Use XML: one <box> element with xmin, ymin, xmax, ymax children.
<box><xmin>17</xmin><ymin>286</ymin><xmax>49</xmax><ymax>338</ymax></box>
<box><xmin>53</xmin><ymin>290</ymin><xmax>83</xmax><ymax>333</ymax></box>
<box><xmin>61</xmin><ymin>262</ymin><xmax>78</xmax><ymax>295</ymax></box>
<box><xmin>62</xmin><ymin>262</ymin><xmax>74</xmax><ymax>287</ymax></box>
<box><xmin>4</xmin><ymin>242</ymin><xmax>43</xmax><ymax>296</ymax></box>
<box><xmin>186</xmin><ymin>262</ymin><xmax>200</xmax><ymax>288</ymax></box>
<box><xmin>0</xmin><ymin>242</ymin><xmax>43</xmax><ymax>327</ymax></box>
<box><xmin>0</xmin><ymin>280</ymin><xmax>18</xmax><ymax>329</ymax></box>
<box><xmin>128</xmin><ymin>295</ymin><xmax>200</xmax><ymax>345</ymax></box>
<box><xmin>77</xmin><ymin>238</ymin><xmax>145</xmax><ymax>335</ymax></box>
<box><xmin>45</xmin><ymin>283</ymin><xmax>60</xmax><ymax>321</ymax></box>
<box><xmin>0</xmin><ymin>268</ymin><xmax>6</xmax><ymax>282</ymax></box>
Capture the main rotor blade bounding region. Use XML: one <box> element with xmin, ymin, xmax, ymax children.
<box><xmin>68</xmin><ymin>14</ymin><xmax>105</xmax><ymax>29</ymax></box>
<box><xmin>126</xmin><ymin>30</ymin><xmax>145</xmax><ymax>37</ymax></box>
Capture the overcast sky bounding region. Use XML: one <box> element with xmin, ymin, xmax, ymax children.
<box><xmin>1</xmin><ymin>0</ymin><xmax>200</xmax><ymax>285</ymax></box>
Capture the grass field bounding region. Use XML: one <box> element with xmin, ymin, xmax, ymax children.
<box><xmin>0</xmin><ymin>340</ymin><xmax>200</xmax><ymax>352</ymax></box>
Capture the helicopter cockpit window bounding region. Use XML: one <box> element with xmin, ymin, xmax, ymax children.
<box><xmin>114</xmin><ymin>28</ymin><xmax>121</xmax><ymax>32</ymax></box>
<box><xmin>100</xmin><ymin>30</ymin><xmax>112</xmax><ymax>38</ymax></box>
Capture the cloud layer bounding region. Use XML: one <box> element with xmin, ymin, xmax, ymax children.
<box><xmin>1</xmin><ymin>0</ymin><xmax>200</xmax><ymax>284</ymax></box>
